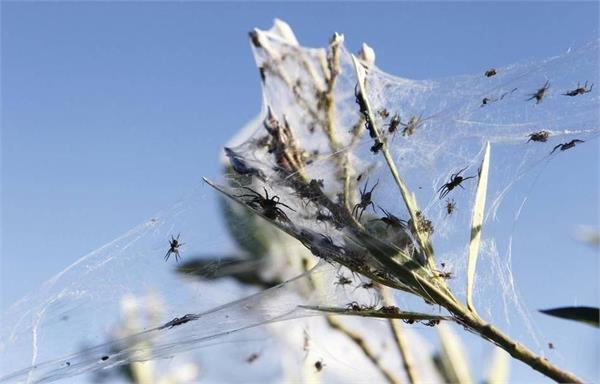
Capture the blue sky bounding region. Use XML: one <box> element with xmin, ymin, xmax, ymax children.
<box><xmin>2</xmin><ymin>2</ymin><xmax>599</xmax><ymax>382</ymax></box>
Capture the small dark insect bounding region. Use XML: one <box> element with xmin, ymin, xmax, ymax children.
<box><xmin>315</xmin><ymin>359</ymin><xmax>325</xmax><ymax>372</ymax></box>
<box><xmin>445</xmin><ymin>198</ymin><xmax>456</xmax><ymax>216</ymax></box>
<box><xmin>258</xmin><ymin>66</ymin><xmax>266</xmax><ymax>83</ymax></box>
<box><xmin>485</xmin><ymin>68</ymin><xmax>497</xmax><ymax>77</ymax></box>
<box><xmin>527</xmin><ymin>130</ymin><xmax>550</xmax><ymax>143</ymax></box>
<box><xmin>101</xmin><ymin>356</ymin><xmax>109</xmax><ymax>362</ymax></box>
<box><xmin>370</xmin><ymin>139</ymin><xmax>384</xmax><ymax>154</ymax></box>
<box><xmin>374</xmin><ymin>206</ymin><xmax>407</xmax><ymax>229</ymax></box>
<box><xmin>548</xmin><ymin>342</ymin><xmax>555</xmax><ymax>350</ymax></box>
<box><xmin>527</xmin><ymin>81</ymin><xmax>550</xmax><ymax>104</ymax></box>
<box><xmin>335</xmin><ymin>274</ymin><xmax>353</xmax><ymax>287</ymax></box>
<box><xmin>424</xmin><ymin>319</ymin><xmax>440</xmax><ymax>327</ymax></box>
<box><xmin>246</xmin><ymin>352</ymin><xmax>260</xmax><ymax>363</ymax></box>
<box><xmin>238</xmin><ymin>187</ymin><xmax>295</xmax><ymax>222</ymax></box>
<box><xmin>440</xmin><ymin>262</ymin><xmax>446</xmax><ymax>269</ymax></box>
<box><xmin>356</xmin><ymin>173</ymin><xmax>363</xmax><ymax>182</ymax></box>
<box><xmin>352</xmin><ymin>179</ymin><xmax>378</xmax><ymax>220</ymax></box>
<box><xmin>360</xmin><ymin>281</ymin><xmax>375</xmax><ymax>290</ymax></box>
<box><xmin>161</xmin><ymin>313</ymin><xmax>200</xmax><ymax>329</ymax></box>
<box><xmin>386</xmin><ymin>113</ymin><xmax>401</xmax><ymax>134</ymax></box>
<box><xmin>402</xmin><ymin>318</ymin><xmax>415</xmax><ymax>325</ymax></box>
<box><xmin>563</xmin><ymin>81</ymin><xmax>593</xmax><ymax>97</ymax></box>
<box><xmin>481</xmin><ymin>97</ymin><xmax>495</xmax><ymax>107</ymax></box>
<box><xmin>380</xmin><ymin>305</ymin><xmax>400</xmax><ymax>314</ymax></box>
<box><xmin>436</xmin><ymin>270</ymin><xmax>454</xmax><ymax>280</ymax></box>
<box><xmin>165</xmin><ymin>234</ymin><xmax>184</xmax><ymax>262</ymax></box>
<box><xmin>551</xmin><ymin>139</ymin><xmax>585</xmax><ymax>154</ymax></box>
<box><xmin>65</xmin><ymin>362</ymin><xmax>71</xmax><ymax>367</ymax></box>
<box><xmin>377</xmin><ymin>108</ymin><xmax>390</xmax><ymax>119</ymax></box>
<box><xmin>346</xmin><ymin>301</ymin><xmax>362</xmax><ymax>311</ymax></box>
<box><xmin>438</xmin><ymin>167</ymin><xmax>476</xmax><ymax>199</ymax></box>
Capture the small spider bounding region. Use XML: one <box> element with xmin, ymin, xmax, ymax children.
<box><xmin>438</xmin><ymin>167</ymin><xmax>476</xmax><ymax>199</ymax></box>
<box><xmin>485</xmin><ymin>68</ymin><xmax>497</xmax><ymax>77</ymax></box>
<box><xmin>334</xmin><ymin>274</ymin><xmax>353</xmax><ymax>287</ymax></box>
<box><xmin>380</xmin><ymin>305</ymin><xmax>400</xmax><ymax>314</ymax></box>
<box><xmin>548</xmin><ymin>342</ymin><xmax>555</xmax><ymax>350</ymax></box>
<box><xmin>386</xmin><ymin>113</ymin><xmax>400</xmax><ymax>134</ymax></box>
<box><xmin>238</xmin><ymin>187</ymin><xmax>295</xmax><ymax>222</ymax></box>
<box><xmin>246</xmin><ymin>352</ymin><xmax>260</xmax><ymax>364</ymax></box>
<box><xmin>550</xmin><ymin>139</ymin><xmax>585</xmax><ymax>154</ymax></box>
<box><xmin>165</xmin><ymin>234</ymin><xmax>184</xmax><ymax>262</ymax></box>
<box><xmin>161</xmin><ymin>313</ymin><xmax>199</xmax><ymax>329</ymax></box>
<box><xmin>527</xmin><ymin>130</ymin><xmax>550</xmax><ymax>143</ymax></box>
<box><xmin>413</xmin><ymin>211</ymin><xmax>434</xmax><ymax>236</ymax></box>
<box><xmin>527</xmin><ymin>81</ymin><xmax>550</xmax><ymax>104</ymax></box>
<box><xmin>424</xmin><ymin>319</ymin><xmax>440</xmax><ymax>327</ymax></box>
<box><xmin>401</xmin><ymin>115</ymin><xmax>423</xmax><ymax>136</ymax></box>
<box><xmin>360</xmin><ymin>281</ymin><xmax>375</xmax><ymax>290</ymax></box>
<box><xmin>445</xmin><ymin>198</ymin><xmax>456</xmax><ymax>216</ymax></box>
<box><xmin>374</xmin><ymin>206</ymin><xmax>407</xmax><ymax>229</ymax></box>
<box><xmin>370</xmin><ymin>139</ymin><xmax>384</xmax><ymax>154</ymax></box>
<box><xmin>377</xmin><ymin>108</ymin><xmax>390</xmax><ymax>119</ymax></box>
<box><xmin>563</xmin><ymin>81</ymin><xmax>593</xmax><ymax>97</ymax></box>
<box><xmin>352</xmin><ymin>179</ymin><xmax>378</xmax><ymax>220</ymax></box>
<box><xmin>436</xmin><ymin>270</ymin><xmax>454</xmax><ymax>280</ymax></box>
<box><xmin>314</xmin><ymin>359</ymin><xmax>325</xmax><ymax>372</ymax></box>
<box><xmin>481</xmin><ymin>97</ymin><xmax>495</xmax><ymax>107</ymax></box>
<box><xmin>345</xmin><ymin>301</ymin><xmax>362</xmax><ymax>311</ymax></box>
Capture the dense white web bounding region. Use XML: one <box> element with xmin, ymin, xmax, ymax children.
<box><xmin>1</xmin><ymin>20</ymin><xmax>598</xmax><ymax>383</ymax></box>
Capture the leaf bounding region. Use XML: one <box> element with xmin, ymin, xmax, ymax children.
<box><xmin>539</xmin><ymin>306</ymin><xmax>600</xmax><ymax>328</ymax></box>
<box><xmin>484</xmin><ymin>347</ymin><xmax>511</xmax><ymax>384</ymax></box>
<box><xmin>436</xmin><ymin>323</ymin><xmax>473</xmax><ymax>384</ymax></box>
<box><xmin>466</xmin><ymin>141</ymin><xmax>491</xmax><ymax>313</ymax></box>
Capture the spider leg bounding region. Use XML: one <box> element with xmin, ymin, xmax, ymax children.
<box><xmin>369</xmin><ymin>201</ymin><xmax>376</xmax><ymax>212</ymax></box>
<box><xmin>369</xmin><ymin>179</ymin><xmax>379</xmax><ymax>194</ymax></box>
<box><xmin>550</xmin><ymin>144</ymin><xmax>562</xmax><ymax>154</ymax></box>
<box><xmin>176</xmin><ymin>233</ymin><xmax>180</xmax><ymax>240</ymax></box>
<box><xmin>262</xmin><ymin>187</ymin><xmax>269</xmax><ymax>200</ymax></box>
<box><xmin>240</xmin><ymin>187</ymin><xmax>261</xmax><ymax>197</ymax></box>
<box><xmin>165</xmin><ymin>250</ymin><xmax>171</xmax><ymax>261</ymax></box>
<box><xmin>276</xmin><ymin>201</ymin><xmax>296</xmax><ymax>211</ymax></box>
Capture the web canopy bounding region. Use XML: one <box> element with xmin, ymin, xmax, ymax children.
<box><xmin>1</xmin><ymin>20</ymin><xmax>598</xmax><ymax>383</ymax></box>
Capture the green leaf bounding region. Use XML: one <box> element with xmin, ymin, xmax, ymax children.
<box><xmin>539</xmin><ymin>306</ymin><xmax>599</xmax><ymax>328</ymax></box>
<box><xmin>466</xmin><ymin>141</ymin><xmax>491</xmax><ymax>313</ymax></box>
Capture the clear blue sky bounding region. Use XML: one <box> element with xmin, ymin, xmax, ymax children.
<box><xmin>2</xmin><ymin>2</ymin><xmax>598</xmax><ymax>382</ymax></box>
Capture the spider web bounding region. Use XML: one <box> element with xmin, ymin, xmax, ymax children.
<box><xmin>1</xmin><ymin>21</ymin><xmax>598</xmax><ymax>383</ymax></box>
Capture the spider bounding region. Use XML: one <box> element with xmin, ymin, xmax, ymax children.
<box><xmin>377</xmin><ymin>108</ymin><xmax>390</xmax><ymax>119</ymax></box>
<box><xmin>436</xmin><ymin>270</ymin><xmax>454</xmax><ymax>280</ymax></box>
<box><xmin>380</xmin><ymin>305</ymin><xmax>400</xmax><ymax>314</ymax></box>
<box><xmin>314</xmin><ymin>359</ymin><xmax>325</xmax><ymax>372</ymax></box>
<box><xmin>445</xmin><ymin>198</ymin><xmax>456</xmax><ymax>216</ymax></box>
<box><xmin>527</xmin><ymin>130</ymin><xmax>550</xmax><ymax>143</ymax></box>
<box><xmin>437</xmin><ymin>167</ymin><xmax>476</xmax><ymax>199</ymax></box>
<box><xmin>481</xmin><ymin>97</ymin><xmax>495</xmax><ymax>106</ymax></box>
<box><xmin>238</xmin><ymin>187</ymin><xmax>295</xmax><ymax>222</ymax></box>
<box><xmin>165</xmin><ymin>234</ymin><xmax>184</xmax><ymax>262</ymax></box>
<box><xmin>161</xmin><ymin>313</ymin><xmax>199</xmax><ymax>329</ymax></box>
<box><xmin>401</xmin><ymin>115</ymin><xmax>423</xmax><ymax>136</ymax></box>
<box><xmin>246</xmin><ymin>352</ymin><xmax>260</xmax><ymax>364</ymax></box>
<box><xmin>386</xmin><ymin>113</ymin><xmax>401</xmax><ymax>134</ymax></box>
<box><xmin>352</xmin><ymin>179</ymin><xmax>378</xmax><ymax>220</ymax></box>
<box><xmin>563</xmin><ymin>81</ymin><xmax>593</xmax><ymax>97</ymax></box>
<box><xmin>334</xmin><ymin>274</ymin><xmax>353</xmax><ymax>287</ymax></box>
<box><xmin>550</xmin><ymin>139</ymin><xmax>585</xmax><ymax>154</ymax></box>
<box><xmin>485</xmin><ymin>68</ymin><xmax>497</xmax><ymax>77</ymax></box>
<box><xmin>370</xmin><ymin>139</ymin><xmax>384</xmax><ymax>154</ymax></box>
<box><xmin>374</xmin><ymin>206</ymin><xmax>407</xmax><ymax>229</ymax></box>
<box><xmin>527</xmin><ymin>81</ymin><xmax>550</xmax><ymax>104</ymax></box>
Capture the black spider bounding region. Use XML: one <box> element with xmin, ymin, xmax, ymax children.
<box><xmin>165</xmin><ymin>234</ymin><xmax>184</xmax><ymax>262</ymax></box>
<box><xmin>370</xmin><ymin>139</ymin><xmax>384</xmax><ymax>154</ymax></box>
<box><xmin>352</xmin><ymin>179</ymin><xmax>378</xmax><ymax>220</ymax></box>
<box><xmin>438</xmin><ymin>167</ymin><xmax>476</xmax><ymax>199</ymax></box>
<box><xmin>550</xmin><ymin>139</ymin><xmax>585</xmax><ymax>154</ymax></box>
<box><xmin>485</xmin><ymin>68</ymin><xmax>497</xmax><ymax>77</ymax></box>
<box><xmin>527</xmin><ymin>81</ymin><xmax>550</xmax><ymax>104</ymax></box>
<box><xmin>563</xmin><ymin>81</ymin><xmax>593</xmax><ymax>97</ymax></box>
<box><xmin>527</xmin><ymin>130</ymin><xmax>550</xmax><ymax>143</ymax></box>
<box><xmin>374</xmin><ymin>206</ymin><xmax>407</xmax><ymax>229</ymax></box>
<box><xmin>386</xmin><ymin>113</ymin><xmax>400</xmax><ymax>134</ymax></box>
<box><xmin>238</xmin><ymin>187</ymin><xmax>295</xmax><ymax>222</ymax></box>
